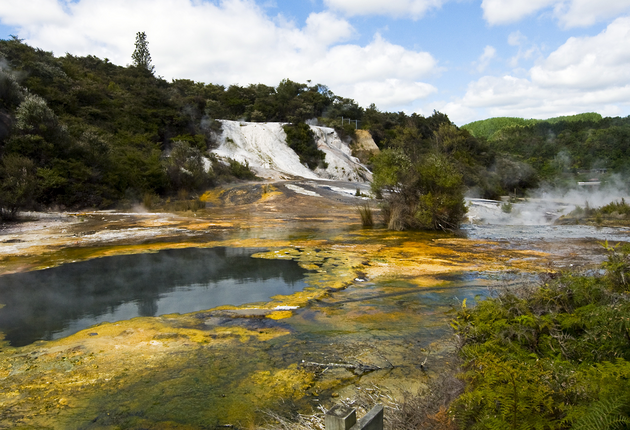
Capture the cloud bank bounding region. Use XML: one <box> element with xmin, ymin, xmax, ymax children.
<box><xmin>323</xmin><ymin>0</ymin><xmax>446</xmax><ymax>19</ymax></box>
<box><xmin>443</xmin><ymin>16</ymin><xmax>630</xmax><ymax>124</ymax></box>
<box><xmin>481</xmin><ymin>0</ymin><xmax>630</xmax><ymax>28</ymax></box>
<box><xmin>0</xmin><ymin>0</ymin><xmax>439</xmax><ymax>110</ymax></box>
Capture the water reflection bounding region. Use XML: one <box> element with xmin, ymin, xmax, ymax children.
<box><xmin>0</xmin><ymin>247</ymin><xmax>309</xmax><ymax>346</ymax></box>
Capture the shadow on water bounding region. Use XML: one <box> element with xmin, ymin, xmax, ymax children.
<box><xmin>0</xmin><ymin>247</ymin><xmax>309</xmax><ymax>346</ymax></box>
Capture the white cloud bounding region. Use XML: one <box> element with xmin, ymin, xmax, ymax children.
<box><xmin>0</xmin><ymin>0</ymin><xmax>68</xmax><ymax>27</ymax></box>
<box><xmin>444</xmin><ymin>75</ymin><xmax>630</xmax><ymax>125</ymax></box>
<box><xmin>0</xmin><ymin>0</ymin><xmax>439</xmax><ymax>110</ymax></box>
<box><xmin>343</xmin><ymin>79</ymin><xmax>437</xmax><ymax>108</ymax></box>
<box><xmin>481</xmin><ymin>0</ymin><xmax>630</xmax><ymax>27</ymax></box>
<box><xmin>481</xmin><ymin>0</ymin><xmax>556</xmax><ymax>25</ymax></box>
<box><xmin>507</xmin><ymin>30</ymin><xmax>527</xmax><ymax>46</ymax></box>
<box><xmin>323</xmin><ymin>0</ymin><xmax>445</xmax><ymax>19</ymax></box>
<box><xmin>531</xmin><ymin>16</ymin><xmax>630</xmax><ymax>89</ymax></box>
<box><xmin>555</xmin><ymin>0</ymin><xmax>630</xmax><ymax>28</ymax></box>
<box><xmin>507</xmin><ymin>31</ymin><xmax>539</xmax><ymax>68</ymax></box>
<box><xmin>474</xmin><ymin>45</ymin><xmax>496</xmax><ymax>73</ymax></box>
<box><xmin>443</xmin><ymin>17</ymin><xmax>630</xmax><ymax>124</ymax></box>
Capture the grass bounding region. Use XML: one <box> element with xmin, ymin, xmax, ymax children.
<box><xmin>556</xmin><ymin>199</ymin><xmax>630</xmax><ymax>226</ymax></box>
<box><xmin>357</xmin><ymin>203</ymin><xmax>374</xmax><ymax>227</ymax></box>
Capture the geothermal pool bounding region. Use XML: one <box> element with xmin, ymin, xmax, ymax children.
<box><xmin>0</xmin><ymin>247</ymin><xmax>309</xmax><ymax>346</ymax></box>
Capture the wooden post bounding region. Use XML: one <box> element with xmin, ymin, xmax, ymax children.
<box><xmin>325</xmin><ymin>405</ymin><xmax>357</xmax><ymax>430</ymax></box>
<box><xmin>350</xmin><ymin>405</ymin><xmax>383</xmax><ymax>430</ymax></box>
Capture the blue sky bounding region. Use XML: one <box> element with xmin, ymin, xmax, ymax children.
<box><xmin>1</xmin><ymin>0</ymin><xmax>630</xmax><ymax>124</ymax></box>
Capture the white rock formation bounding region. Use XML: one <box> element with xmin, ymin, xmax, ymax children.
<box><xmin>212</xmin><ymin>120</ymin><xmax>372</xmax><ymax>182</ymax></box>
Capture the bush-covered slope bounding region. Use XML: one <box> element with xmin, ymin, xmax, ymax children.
<box><xmin>462</xmin><ymin>113</ymin><xmax>630</xmax><ymax>185</ymax></box>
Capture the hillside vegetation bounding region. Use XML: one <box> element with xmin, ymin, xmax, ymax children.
<box><xmin>2</xmin><ymin>36</ymin><xmax>630</xmax><ymax>229</ymax></box>
<box><xmin>462</xmin><ymin>113</ymin><xmax>630</xmax><ymax>186</ymax></box>
<box><xmin>0</xmin><ymin>36</ymin><xmax>490</xmax><ymax>227</ymax></box>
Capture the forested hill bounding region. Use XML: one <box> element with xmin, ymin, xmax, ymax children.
<box><xmin>0</xmin><ymin>36</ymin><xmax>366</xmax><ymax>215</ymax></box>
<box><xmin>462</xmin><ymin>113</ymin><xmax>630</xmax><ymax>183</ymax></box>
<box><xmin>0</xmin><ymin>36</ymin><xmax>490</xmax><ymax>216</ymax></box>
<box><xmin>2</xmin><ymin>36</ymin><xmax>630</xmax><ymax>219</ymax></box>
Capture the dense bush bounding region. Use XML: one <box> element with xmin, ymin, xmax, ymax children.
<box><xmin>4</xmin><ymin>36</ymin><xmax>630</xmax><ymax>213</ymax></box>
<box><xmin>371</xmin><ymin>118</ymin><xmax>471</xmax><ymax>231</ymax></box>
<box><xmin>451</xmin><ymin>243</ymin><xmax>630</xmax><ymax>429</ymax></box>
<box><xmin>462</xmin><ymin>113</ymin><xmax>630</xmax><ymax>184</ymax></box>
<box><xmin>283</xmin><ymin>122</ymin><xmax>327</xmax><ymax>170</ymax></box>
<box><xmin>0</xmin><ymin>154</ymin><xmax>37</xmax><ymax>219</ymax></box>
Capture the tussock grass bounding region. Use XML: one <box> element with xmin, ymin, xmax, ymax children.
<box><xmin>357</xmin><ymin>203</ymin><xmax>374</xmax><ymax>227</ymax></box>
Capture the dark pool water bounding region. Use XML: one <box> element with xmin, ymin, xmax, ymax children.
<box><xmin>0</xmin><ymin>247</ymin><xmax>309</xmax><ymax>346</ymax></box>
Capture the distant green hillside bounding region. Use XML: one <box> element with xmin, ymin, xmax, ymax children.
<box><xmin>460</xmin><ymin>112</ymin><xmax>630</xmax><ymax>186</ymax></box>
<box><xmin>462</xmin><ymin>113</ymin><xmax>603</xmax><ymax>140</ymax></box>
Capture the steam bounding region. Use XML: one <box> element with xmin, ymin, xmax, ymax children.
<box><xmin>467</xmin><ymin>175</ymin><xmax>630</xmax><ymax>225</ymax></box>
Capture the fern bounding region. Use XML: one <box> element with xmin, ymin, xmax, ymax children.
<box><xmin>451</xmin><ymin>250</ymin><xmax>630</xmax><ymax>430</ymax></box>
<box><xmin>571</xmin><ymin>396</ymin><xmax>630</xmax><ymax>430</ymax></box>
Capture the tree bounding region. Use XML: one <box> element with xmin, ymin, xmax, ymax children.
<box><xmin>163</xmin><ymin>140</ymin><xmax>210</xmax><ymax>192</ymax></box>
<box><xmin>131</xmin><ymin>31</ymin><xmax>155</xmax><ymax>73</ymax></box>
<box><xmin>371</xmin><ymin>118</ymin><xmax>468</xmax><ymax>231</ymax></box>
<box><xmin>0</xmin><ymin>154</ymin><xmax>38</xmax><ymax>219</ymax></box>
<box><xmin>372</xmin><ymin>150</ymin><xmax>466</xmax><ymax>231</ymax></box>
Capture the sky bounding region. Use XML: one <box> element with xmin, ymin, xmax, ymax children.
<box><xmin>1</xmin><ymin>0</ymin><xmax>630</xmax><ymax>125</ymax></box>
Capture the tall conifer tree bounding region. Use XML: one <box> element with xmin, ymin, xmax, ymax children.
<box><xmin>131</xmin><ymin>31</ymin><xmax>155</xmax><ymax>73</ymax></box>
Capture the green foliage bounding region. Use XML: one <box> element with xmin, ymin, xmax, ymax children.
<box><xmin>462</xmin><ymin>117</ymin><xmax>534</xmax><ymax>140</ymax></box>
<box><xmin>545</xmin><ymin>112</ymin><xmax>603</xmax><ymax>125</ymax></box>
<box><xmin>283</xmin><ymin>122</ymin><xmax>327</xmax><ymax>170</ymax></box>
<box><xmin>413</xmin><ymin>153</ymin><xmax>467</xmax><ymax>230</ymax></box>
<box><xmin>371</xmin><ymin>148</ymin><xmax>411</xmax><ymax>192</ymax></box>
<box><xmin>371</xmin><ymin>118</ymin><xmax>468</xmax><ymax>231</ymax></box>
<box><xmin>0</xmin><ymin>68</ymin><xmax>25</xmax><ymax>113</ymax></box>
<box><xmin>131</xmin><ymin>31</ymin><xmax>154</xmax><ymax>73</ymax></box>
<box><xmin>3</xmin><ymin>37</ymin><xmax>625</xmax><ymax>212</ymax></box>
<box><xmin>463</xmin><ymin>113</ymin><xmax>630</xmax><ymax>187</ymax></box>
<box><xmin>560</xmin><ymin>200</ymin><xmax>630</xmax><ymax>226</ymax></box>
<box><xmin>570</xmin><ymin>395</ymin><xmax>630</xmax><ymax>430</ymax></box>
<box><xmin>601</xmin><ymin>241</ymin><xmax>630</xmax><ymax>291</ymax></box>
<box><xmin>600</xmin><ymin>199</ymin><xmax>630</xmax><ymax>216</ymax></box>
<box><xmin>462</xmin><ymin>113</ymin><xmax>603</xmax><ymax>140</ymax></box>
<box><xmin>204</xmin><ymin>154</ymin><xmax>257</xmax><ymax>183</ymax></box>
<box><xmin>0</xmin><ymin>154</ymin><xmax>37</xmax><ymax>219</ymax></box>
<box><xmin>454</xmin><ymin>353</ymin><xmax>560</xmax><ymax>430</ymax></box>
<box><xmin>452</xmin><ymin>246</ymin><xmax>630</xmax><ymax>429</ymax></box>
<box><xmin>163</xmin><ymin>140</ymin><xmax>210</xmax><ymax>193</ymax></box>
<box><xmin>227</xmin><ymin>158</ymin><xmax>257</xmax><ymax>180</ymax></box>
<box><xmin>495</xmin><ymin>156</ymin><xmax>539</xmax><ymax>195</ymax></box>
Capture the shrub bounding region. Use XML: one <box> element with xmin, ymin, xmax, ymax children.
<box><xmin>451</xmin><ymin>244</ymin><xmax>630</xmax><ymax>429</ymax></box>
<box><xmin>163</xmin><ymin>140</ymin><xmax>211</xmax><ymax>192</ymax></box>
<box><xmin>372</xmin><ymin>150</ymin><xmax>466</xmax><ymax>231</ymax></box>
<box><xmin>283</xmin><ymin>122</ymin><xmax>327</xmax><ymax>170</ymax></box>
<box><xmin>228</xmin><ymin>158</ymin><xmax>257</xmax><ymax>180</ymax></box>
<box><xmin>0</xmin><ymin>154</ymin><xmax>38</xmax><ymax>219</ymax></box>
